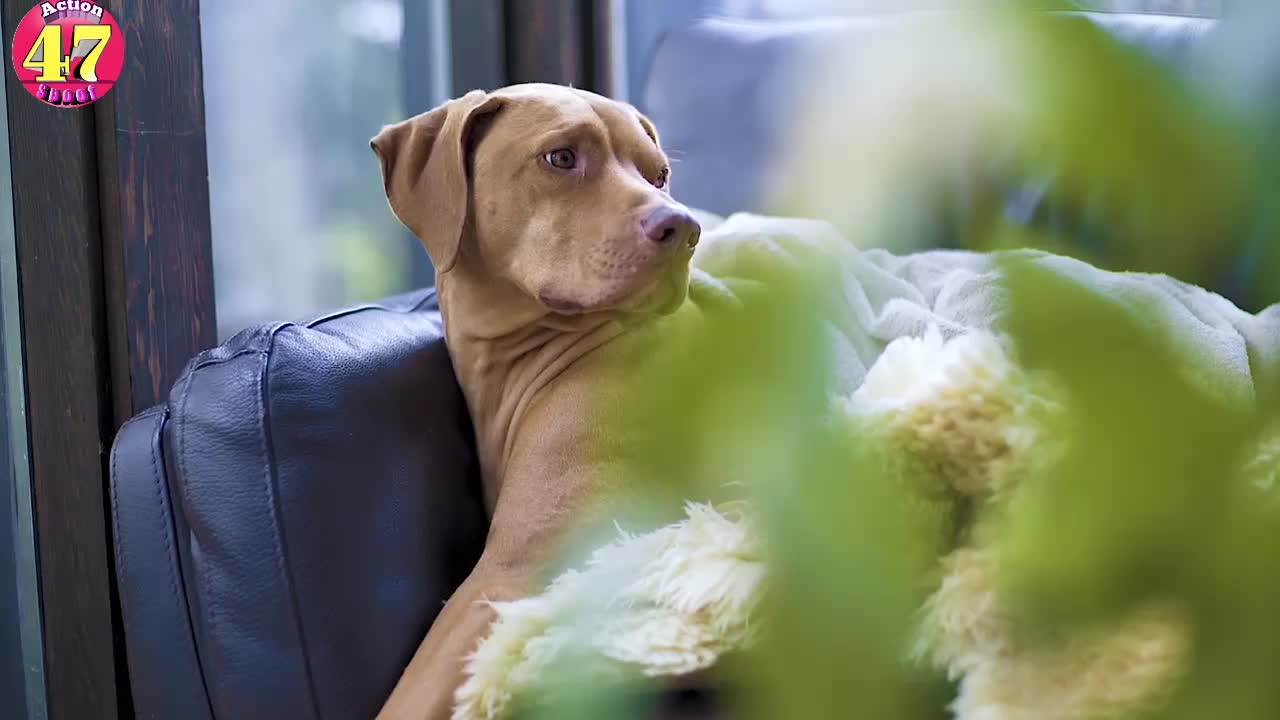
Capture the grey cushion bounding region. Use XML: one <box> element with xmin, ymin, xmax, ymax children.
<box><xmin>643</xmin><ymin>12</ymin><xmax>1216</xmax><ymax>218</ymax></box>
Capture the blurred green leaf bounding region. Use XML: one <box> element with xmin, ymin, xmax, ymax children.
<box><xmin>995</xmin><ymin>247</ymin><xmax>1251</xmax><ymax>625</ymax></box>
<box><xmin>520</xmin><ymin>5</ymin><xmax>1280</xmax><ymax>719</ymax></box>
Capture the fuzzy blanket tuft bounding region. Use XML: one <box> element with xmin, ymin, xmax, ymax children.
<box><xmin>454</xmin><ymin>502</ymin><xmax>764</xmax><ymax>720</ymax></box>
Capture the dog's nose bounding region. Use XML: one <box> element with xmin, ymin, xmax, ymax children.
<box><xmin>642</xmin><ymin>206</ymin><xmax>701</xmax><ymax>249</ymax></box>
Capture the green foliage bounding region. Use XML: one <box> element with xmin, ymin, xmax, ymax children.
<box><xmin>990</xmin><ymin>10</ymin><xmax>1253</xmax><ymax>287</ymax></box>
<box><xmin>998</xmin><ymin>249</ymin><xmax>1249</xmax><ymax>623</ymax></box>
<box><xmin>327</xmin><ymin>216</ymin><xmax>409</xmax><ymax>305</ymax></box>
<box><xmin>523</xmin><ymin>4</ymin><xmax>1280</xmax><ymax>719</ymax></box>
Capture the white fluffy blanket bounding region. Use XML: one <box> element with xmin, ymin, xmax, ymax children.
<box><xmin>454</xmin><ymin>213</ymin><xmax>1280</xmax><ymax>720</ymax></box>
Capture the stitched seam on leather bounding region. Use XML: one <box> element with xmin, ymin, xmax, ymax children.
<box><xmin>174</xmin><ymin>368</ymin><xmax>223</xmax><ymax>718</ymax></box>
<box><xmin>307</xmin><ymin>289</ymin><xmax>437</xmax><ymax>326</ymax></box>
<box><xmin>110</xmin><ymin>413</ymin><xmax>147</xmax><ymax>714</ymax></box>
<box><xmin>189</xmin><ymin>343</ymin><xmax>281</xmax><ymax>373</ymax></box>
<box><xmin>148</xmin><ymin>408</ymin><xmax>217</xmax><ymax>717</ymax></box>
<box><xmin>303</xmin><ymin>288</ymin><xmax>437</xmax><ymax>328</ymax></box>
<box><xmin>258</xmin><ymin>333</ymin><xmax>325</xmax><ymax>720</ymax></box>
<box><xmin>129</xmin><ymin>405</ymin><xmax>165</xmax><ymax>421</ymax></box>
<box><xmin>303</xmin><ymin>303</ymin><xmax>386</xmax><ymax>327</ymax></box>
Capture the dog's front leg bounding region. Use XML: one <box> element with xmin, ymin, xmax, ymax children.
<box><xmin>377</xmin><ymin>558</ymin><xmax>524</xmax><ymax>720</ymax></box>
<box><xmin>376</xmin><ymin>425</ymin><xmax>601</xmax><ymax>717</ymax></box>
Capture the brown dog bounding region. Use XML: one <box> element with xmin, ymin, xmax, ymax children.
<box><xmin>371</xmin><ymin>84</ymin><xmax>707</xmax><ymax>719</ymax></box>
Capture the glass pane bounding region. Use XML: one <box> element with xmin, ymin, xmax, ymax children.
<box><xmin>201</xmin><ymin>0</ymin><xmax>422</xmax><ymax>340</ymax></box>
<box><xmin>1076</xmin><ymin>0</ymin><xmax>1222</xmax><ymax>14</ymax></box>
<box><xmin>714</xmin><ymin>1</ymin><xmax>1222</xmax><ymax>18</ymax></box>
<box><xmin>621</xmin><ymin>0</ymin><xmax>727</xmax><ymax>106</ymax></box>
<box><xmin>0</xmin><ymin>8</ymin><xmax>47</xmax><ymax>719</ymax></box>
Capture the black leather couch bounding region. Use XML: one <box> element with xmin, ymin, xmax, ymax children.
<box><xmin>111</xmin><ymin>290</ymin><xmax>488</xmax><ymax>718</ymax></box>
<box><xmin>110</xmin><ymin>11</ymin><xmax>1224</xmax><ymax>720</ymax></box>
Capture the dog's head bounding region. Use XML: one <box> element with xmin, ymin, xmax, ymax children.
<box><xmin>372</xmin><ymin>84</ymin><xmax>700</xmax><ymax>317</ymax></box>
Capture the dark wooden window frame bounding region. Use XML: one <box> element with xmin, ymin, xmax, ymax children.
<box><xmin>2</xmin><ymin>1</ymin><xmax>215</xmax><ymax>718</ymax></box>
<box><xmin>499</xmin><ymin>0</ymin><xmax>615</xmax><ymax>94</ymax></box>
<box><xmin>419</xmin><ymin>0</ymin><xmax>616</xmax><ymax>113</ymax></box>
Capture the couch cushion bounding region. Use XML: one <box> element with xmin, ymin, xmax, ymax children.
<box><xmin>643</xmin><ymin>12</ymin><xmax>1216</xmax><ymax>217</ymax></box>
<box><xmin>113</xmin><ymin>406</ymin><xmax>213</xmax><ymax>720</ymax></box>
<box><xmin>114</xmin><ymin>288</ymin><xmax>488</xmax><ymax>720</ymax></box>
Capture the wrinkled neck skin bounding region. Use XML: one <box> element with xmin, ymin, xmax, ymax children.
<box><xmin>435</xmin><ymin>250</ymin><xmax>665</xmax><ymax>512</ymax></box>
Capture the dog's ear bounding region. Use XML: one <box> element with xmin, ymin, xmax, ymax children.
<box><xmin>371</xmin><ymin>90</ymin><xmax>504</xmax><ymax>274</ymax></box>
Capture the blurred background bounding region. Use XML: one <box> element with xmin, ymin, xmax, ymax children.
<box><xmin>202</xmin><ymin>0</ymin><xmax>1229</xmax><ymax>338</ymax></box>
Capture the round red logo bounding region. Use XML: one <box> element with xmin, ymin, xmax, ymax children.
<box><xmin>10</xmin><ymin>2</ymin><xmax>124</xmax><ymax>108</ymax></box>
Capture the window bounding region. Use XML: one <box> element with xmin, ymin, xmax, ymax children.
<box><xmin>617</xmin><ymin>0</ymin><xmax>1222</xmax><ymax>111</ymax></box>
<box><xmin>202</xmin><ymin>0</ymin><xmax>425</xmax><ymax>339</ymax></box>
<box><xmin>717</xmin><ymin>0</ymin><xmax>1222</xmax><ymax>19</ymax></box>
<box><xmin>1078</xmin><ymin>1</ymin><xmax>1221</xmax><ymax>14</ymax></box>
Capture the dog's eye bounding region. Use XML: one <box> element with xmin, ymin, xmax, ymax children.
<box><xmin>544</xmin><ymin>148</ymin><xmax>577</xmax><ymax>170</ymax></box>
<box><xmin>654</xmin><ymin>167</ymin><xmax>670</xmax><ymax>189</ymax></box>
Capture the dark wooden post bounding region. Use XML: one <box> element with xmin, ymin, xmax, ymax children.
<box><xmin>503</xmin><ymin>0</ymin><xmax>612</xmax><ymax>93</ymax></box>
<box><xmin>451</xmin><ymin>0</ymin><xmax>507</xmax><ymax>93</ymax></box>
<box><xmin>2</xmin><ymin>5</ymin><xmax>119</xmax><ymax>717</ymax></box>
<box><xmin>93</xmin><ymin>5</ymin><xmax>218</xmax><ymax>712</ymax></box>
<box><xmin>96</xmin><ymin>0</ymin><xmax>217</xmax><ymax>426</ymax></box>
<box><xmin>3</xmin><ymin>1</ymin><xmax>217</xmax><ymax>717</ymax></box>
